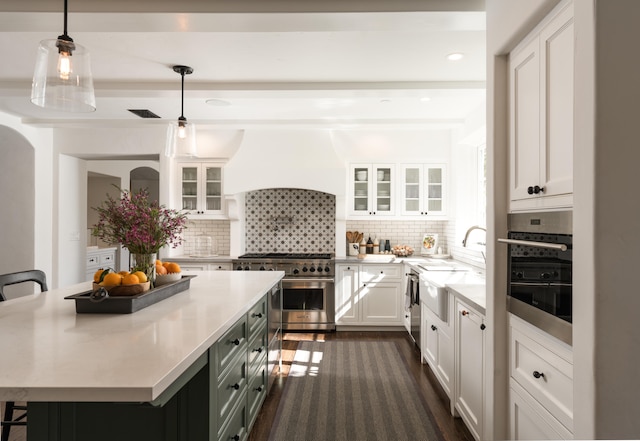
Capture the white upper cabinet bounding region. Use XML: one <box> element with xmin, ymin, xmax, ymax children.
<box><xmin>400</xmin><ymin>164</ymin><xmax>446</xmax><ymax>217</ymax></box>
<box><xmin>174</xmin><ymin>161</ymin><xmax>225</xmax><ymax>218</ymax></box>
<box><xmin>348</xmin><ymin>164</ymin><xmax>395</xmax><ymax>217</ymax></box>
<box><xmin>509</xmin><ymin>1</ymin><xmax>574</xmax><ymax>211</ymax></box>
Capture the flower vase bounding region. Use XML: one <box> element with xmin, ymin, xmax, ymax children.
<box><xmin>131</xmin><ymin>253</ymin><xmax>157</xmax><ymax>287</ymax></box>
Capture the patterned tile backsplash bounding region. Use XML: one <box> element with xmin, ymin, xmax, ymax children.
<box><xmin>245</xmin><ymin>189</ymin><xmax>336</xmax><ymax>253</ymax></box>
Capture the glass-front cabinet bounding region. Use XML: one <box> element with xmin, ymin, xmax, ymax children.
<box><xmin>175</xmin><ymin>162</ymin><xmax>225</xmax><ymax>217</ymax></box>
<box><xmin>401</xmin><ymin>164</ymin><xmax>446</xmax><ymax>216</ymax></box>
<box><xmin>349</xmin><ymin>164</ymin><xmax>395</xmax><ymax>216</ymax></box>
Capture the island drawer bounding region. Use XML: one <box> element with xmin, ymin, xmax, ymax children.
<box><xmin>248</xmin><ymin>324</ymin><xmax>268</xmax><ymax>368</ymax></box>
<box><xmin>218</xmin><ymin>398</ymin><xmax>248</xmax><ymax>441</ymax></box>
<box><xmin>215</xmin><ymin>351</ymin><xmax>248</xmax><ymax>426</ymax></box>
<box><xmin>247</xmin><ymin>296</ymin><xmax>267</xmax><ymax>339</ymax></box>
<box><xmin>248</xmin><ymin>362</ymin><xmax>268</xmax><ymax>430</ymax></box>
<box><xmin>215</xmin><ymin>316</ymin><xmax>248</xmax><ymax>377</ymax></box>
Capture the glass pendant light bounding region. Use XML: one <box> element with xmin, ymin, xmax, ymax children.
<box><xmin>31</xmin><ymin>0</ymin><xmax>96</xmax><ymax>112</ymax></box>
<box><xmin>165</xmin><ymin>65</ymin><xmax>197</xmax><ymax>158</ymax></box>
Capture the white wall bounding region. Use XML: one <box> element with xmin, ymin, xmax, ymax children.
<box><xmin>0</xmin><ymin>114</ymin><xmax>54</xmax><ymax>288</ymax></box>
<box><xmin>580</xmin><ymin>1</ymin><xmax>640</xmax><ymax>436</ymax></box>
<box><xmin>57</xmin><ymin>155</ymin><xmax>87</xmax><ymax>288</ymax></box>
<box><xmin>0</xmin><ymin>126</ymin><xmax>35</xmax><ymax>297</ymax></box>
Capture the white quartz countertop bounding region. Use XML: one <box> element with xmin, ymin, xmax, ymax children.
<box><xmin>446</xmin><ymin>284</ymin><xmax>486</xmax><ymax>314</ymax></box>
<box><xmin>0</xmin><ymin>271</ymin><xmax>283</xmax><ymax>403</ymax></box>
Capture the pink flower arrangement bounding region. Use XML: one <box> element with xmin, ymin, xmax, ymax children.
<box><xmin>91</xmin><ymin>188</ymin><xmax>188</xmax><ymax>254</ymax></box>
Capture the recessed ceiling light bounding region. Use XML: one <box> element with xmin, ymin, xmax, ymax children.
<box><xmin>447</xmin><ymin>53</ymin><xmax>465</xmax><ymax>61</ymax></box>
<box><xmin>206</xmin><ymin>98</ymin><xmax>231</xmax><ymax>107</ymax></box>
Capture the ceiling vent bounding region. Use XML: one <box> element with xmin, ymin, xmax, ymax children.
<box><xmin>128</xmin><ymin>109</ymin><xmax>161</xmax><ymax>119</ymax></box>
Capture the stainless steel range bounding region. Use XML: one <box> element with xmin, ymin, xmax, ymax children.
<box><xmin>233</xmin><ymin>253</ymin><xmax>335</xmax><ymax>331</ymax></box>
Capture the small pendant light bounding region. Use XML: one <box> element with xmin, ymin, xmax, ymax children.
<box><xmin>165</xmin><ymin>65</ymin><xmax>197</xmax><ymax>158</ymax></box>
<box><xmin>31</xmin><ymin>0</ymin><xmax>96</xmax><ymax>112</ymax></box>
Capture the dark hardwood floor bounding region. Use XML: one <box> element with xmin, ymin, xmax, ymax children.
<box><xmin>249</xmin><ymin>331</ymin><xmax>475</xmax><ymax>441</ymax></box>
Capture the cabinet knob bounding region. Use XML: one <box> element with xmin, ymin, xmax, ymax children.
<box><xmin>533</xmin><ymin>371</ymin><xmax>545</xmax><ymax>379</ymax></box>
<box><xmin>480</xmin><ymin>323</ymin><xmax>486</xmax><ymax>330</ymax></box>
<box><xmin>527</xmin><ymin>185</ymin><xmax>546</xmax><ymax>195</ymax></box>
<box><xmin>255</xmin><ymin>386</ymin><xmax>263</xmax><ymax>392</ymax></box>
<box><xmin>252</xmin><ymin>312</ymin><xmax>263</xmax><ymax>318</ymax></box>
<box><xmin>232</xmin><ymin>383</ymin><xmax>240</xmax><ymax>390</ymax></box>
<box><xmin>431</xmin><ymin>324</ymin><xmax>437</xmax><ymax>331</ymax></box>
<box><xmin>253</xmin><ymin>347</ymin><xmax>263</xmax><ymax>353</ymax></box>
<box><xmin>232</xmin><ymin>435</ymin><xmax>240</xmax><ymax>441</ymax></box>
<box><xmin>380</xmin><ymin>271</ymin><xmax>384</xmax><ymax>274</ymax></box>
<box><xmin>232</xmin><ymin>338</ymin><xmax>241</xmax><ymax>346</ymax></box>
<box><xmin>461</xmin><ymin>310</ymin><xmax>470</xmax><ymax>316</ymax></box>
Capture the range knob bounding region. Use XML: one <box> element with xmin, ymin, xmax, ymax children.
<box><xmin>317</xmin><ymin>266</ymin><xmax>323</xmax><ymax>273</ymax></box>
<box><xmin>302</xmin><ymin>266</ymin><xmax>308</xmax><ymax>273</ymax></box>
<box><xmin>259</xmin><ymin>265</ymin><xmax>266</xmax><ymax>271</ymax></box>
<box><xmin>235</xmin><ymin>265</ymin><xmax>243</xmax><ymax>271</ymax></box>
<box><xmin>292</xmin><ymin>268</ymin><xmax>300</xmax><ymax>275</ymax></box>
<box><xmin>324</xmin><ymin>266</ymin><xmax>331</xmax><ymax>273</ymax></box>
<box><xmin>310</xmin><ymin>267</ymin><xmax>316</xmax><ymax>273</ymax></box>
<box><xmin>244</xmin><ymin>265</ymin><xmax>251</xmax><ymax>271</ymax></box>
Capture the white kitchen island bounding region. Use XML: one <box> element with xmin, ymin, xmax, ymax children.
<box><xmin>0</xmin><ymin>270</ymin><xmax>283</xmax><ymax>441</ymax></box>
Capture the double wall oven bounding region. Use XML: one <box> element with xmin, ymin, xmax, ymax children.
<box><xmin>232</xmin><ymin>253</ymin><xmax>336</xmax><ymax>331</ymax></box>
<box><xmin>499</xmin><ymin>211</ymin><xmax>573</xmax><ymax>344</ymax></box>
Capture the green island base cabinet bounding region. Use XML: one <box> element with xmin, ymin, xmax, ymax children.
<box><xmin>27</xmin><ymin>293</ymin><xmax>270</xmax><ymax>441</ymax></box>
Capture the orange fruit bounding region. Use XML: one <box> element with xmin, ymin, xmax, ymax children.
<box><xmin>122</xmin><ymin>274</ymin><xmax>140</xmax><ymax>285</ymax></box>
<box><xmin>118</xmin><ymin>270</ymin><xmax>130</xmax><ymax>277</ymax></box>
<box><xmin>156</xmin><ymin>264</ymin><xmax>168</xmax><ymax>275</ymax></box>
<box><xmin>166</xmin><ymin>262</ymin><xmax>181</xmax><ymax>274</ymax></box>
<box><xmin>93</xmin><ymin>268</ymin><xmax>108</xmax><ymax>283</ymax></box>
<box><xmin>155</xmin><ymin>259</ymin><xmax>163</xmax><ymax>266</ymax></box>
<box><xmin>131</xmin><ymin>271</ymin><xmax>148</xmax><ymax>283</ymax></box>
<box><xmin>101</xmin><ymin>272</ymin><xmax>123</xmax><ymax>286</ymax></box>
<box><xmin>162</xmin><ymin>261</ymin><xmax>171</xmax><ymax>269</ymax></box>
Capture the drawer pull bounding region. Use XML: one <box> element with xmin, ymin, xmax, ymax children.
<box><xmin>252</xmin><ymin>312</ymin><xmax>263</xmax><ymax>318</ymax></box>
<box><xmin>255</xmin><ymin>386</ymin><xmax>264</xmax><ymax>392</ymax></box>
<box><xmin>461</xmin><ymin>310</ymin><xmax>470</xmax><ymax>316</ymax></box>
<box><xmin>232</xmin><ymin>383</ymin><xmax>240</xmax><ymax>390</ymax></box>
<box><xmin>533</xmin><ymin>370</ymin><xmax>545</xmax><ymax>379</ymax></box>
<box><xmin>253</xmin><ymin>347</ymin><xmax>263</xmax><ymax>353</ymax></box>
<box><xmin>232</xmin><ymin>338</ymin><xmax>241</xmax><ymax>346</ymax></box>
<box><xmin>431</xmin><ymin>325</ymin><xmax>437</xmax><ymax>331</ymax></box>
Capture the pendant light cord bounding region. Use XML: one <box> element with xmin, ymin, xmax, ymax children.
<box><xmin>181</xmin><ymin>70</ymin><xmax>185</xmax><ymax>119</ymax></box>
<box><xmin>63</xmin><ymin>0</ymin><xmax>68</xmax><ymax>37</ymax></box>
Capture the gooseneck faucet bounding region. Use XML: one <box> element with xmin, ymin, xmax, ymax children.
<box><xmin>462</xmin><ymin>225</ymin><xmax>487</xmax><ymax>247</ymax></box>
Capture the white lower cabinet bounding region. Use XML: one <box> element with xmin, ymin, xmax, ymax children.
<box><xmin>454</xmin><ymin>297</ymin><xmax>485</xmax><ymax>441</ymax></box>
<box><xmin>509</xmin><ymin>314</ymin><xmax>573</xmax><ymax>439</ymax></box>
<box><xmin>335</xmin><ymin>264</ymin><xmax>403</xmax><ymax>326</ymax></box>
<box><xmin>421</xmin><ymin>299</ymin><xmax>453</xmax><ymax>400</ymax></box>
<box><xmin>171</xmin><ymin>259</ymin><xmax>232</xmax><ymax>272</ymax></box>
<box><xmin>86</xmin><ymin>247</ymin><xmax>117</xmax><ymax>281</ymax></box>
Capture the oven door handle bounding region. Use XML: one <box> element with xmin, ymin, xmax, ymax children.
<box><xmin>282</xmin><ymin>278</ymin><xmax>334</xmax><ymax>283</ymax></box>
<box><xmin>497</xmin><ymin>238</ymin><xmax>568</xmax><ymax>252</ymax></box>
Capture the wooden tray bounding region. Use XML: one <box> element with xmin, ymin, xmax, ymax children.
<box><xmin>65</xmin><ymin>275</ymin><xmax>196</xmax><ymax>314</ymax></box>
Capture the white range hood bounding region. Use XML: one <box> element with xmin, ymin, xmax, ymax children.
<box><xmin>224</xmin><ymin>129</ymin><xmax>346</xmax><ymax>196</ymax></box>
